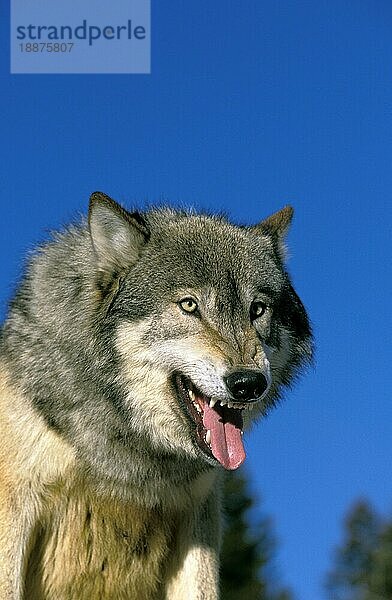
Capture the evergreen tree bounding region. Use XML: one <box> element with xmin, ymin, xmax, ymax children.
<box><xmin>326</xmin><ymin>499</ymin><xmax>392</xmax><ymax>600</ymax></box>
<box><xmin>220</xmin><ymin>470</ymin><xmax>293</xmax><ymax>600</ymax></box>
<box><xmin>365</xmin><ymin>522</ymin><xmax>392</xmax><ymax>599</ymax></box>
<box><xmin>326</xmin><ymin>500</ymin><xmax>379</xmax><ymax>600</ymax></box>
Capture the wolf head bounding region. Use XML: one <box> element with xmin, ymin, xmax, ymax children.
<box><xmin>88</xmin><ymin>193</ymin><xmax>312</xmax><ymax>471</ymax></box>
<box><xmin>2</xmin><ymin>192</ymin><xmax>312</xmax><ymax>493</ymax></box>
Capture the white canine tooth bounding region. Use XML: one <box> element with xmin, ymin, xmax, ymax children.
<box><xmin>209</xmin><ymin>397</ymin><xmax>218</xmax><ymax>408</ymax></box>
<box><xmin>188</xmin><ymin>389</ymin><xmax>195</xmax><ymax>400</ymax></box>
<box><xmin>205</xmin><ymin>430</ymin><xmax>211</xmax><ymax>445</ymax></box>
<box><xmin>219</xmin><ymin>400</ymin><xmax>227</xmax><ymax>407</ymax></box>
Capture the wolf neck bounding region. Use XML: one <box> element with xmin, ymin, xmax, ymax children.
<box><xmin>2</xmin><ymin>336</ymin><xmax>213</xmax><ymax>509</ymax></box>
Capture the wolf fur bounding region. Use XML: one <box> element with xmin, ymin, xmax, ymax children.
<box><xmin>0</xmin><ymin>192</ymin><xmax>312</xmax><ymax>599</ymax></box>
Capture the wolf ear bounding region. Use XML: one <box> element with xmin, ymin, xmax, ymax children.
<box><xmin>251</xmin><ymin>206</ymin><xmax>294</xmax><ymax>261</ymax></box>
<box><xmin>88</xmin><ymin>192</ymin><xmax>149</xmax><ymax>276</ymax></box>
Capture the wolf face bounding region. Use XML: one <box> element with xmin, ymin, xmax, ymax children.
<box><xmin>90</xmin><ymin>193</ymin><xmax>312</xmax><ymax>472</ymax></box>
<box><xmin>1</xmin><ymin>192</ymin><xmax>312</xmax><ymax>497</ymax></box>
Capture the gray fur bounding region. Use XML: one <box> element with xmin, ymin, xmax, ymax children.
<box><xmin>0</xmin><ymin>192</ymin><xmax>313</xmax><ymax>597</ymax></box>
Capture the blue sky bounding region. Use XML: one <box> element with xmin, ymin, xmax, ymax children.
<box><xmin>1</xmin><ymin>1</ymin><xmax>392</xmax><ymax>598</ymax></box>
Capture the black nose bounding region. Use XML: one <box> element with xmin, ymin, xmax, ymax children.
<box><xmin>224</xmin><ymin>369</ymin><xmax>269</xmax><ymax>402</ymax></box>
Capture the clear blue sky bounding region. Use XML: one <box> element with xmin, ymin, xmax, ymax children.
<box><xmin>1</xmin><ymin>2</ymin><xmax>392</xmax><ymax>598</ymax></box>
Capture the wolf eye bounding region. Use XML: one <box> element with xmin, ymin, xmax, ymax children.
<box><xmin>250</xmin><ymin>301</ymin><xmax>268</xmax><ymax>321</ymax></box>
<box><xmin>179</xmin><ymin>298</ymin><xmax>198</xmax><ymax>314</ymax></box>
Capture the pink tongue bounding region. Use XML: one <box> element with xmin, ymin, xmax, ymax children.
<box><xmin>202</xmin><ymin>402</ymin><xmax>245</xmax><ymax>470</ymax></box>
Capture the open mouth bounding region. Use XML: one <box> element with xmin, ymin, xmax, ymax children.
<box><xmin>173</xmin><ymin>373</ymin><xmax>257</xmax><ymax>471</ymax></box>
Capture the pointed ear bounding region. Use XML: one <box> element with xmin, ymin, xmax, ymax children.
<box><xmin>88</xmin><ymin>192</ymin><xmax>149</xmax><ymax>276</ymax></box>
<box><xmin>251</xmin><ymin>206</ymin><xmax>294</xmax><ymax>261</ymax></box>
<box><xmin>254</xmin><ymin>205</ymin><xmax>294</xmax><ymax>237</ymax></box>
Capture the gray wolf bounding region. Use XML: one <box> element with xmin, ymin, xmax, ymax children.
<box><xmin>0</xmin><ymin>192</ymin><xmax>312</xmax><ymax>599</ymax></box>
